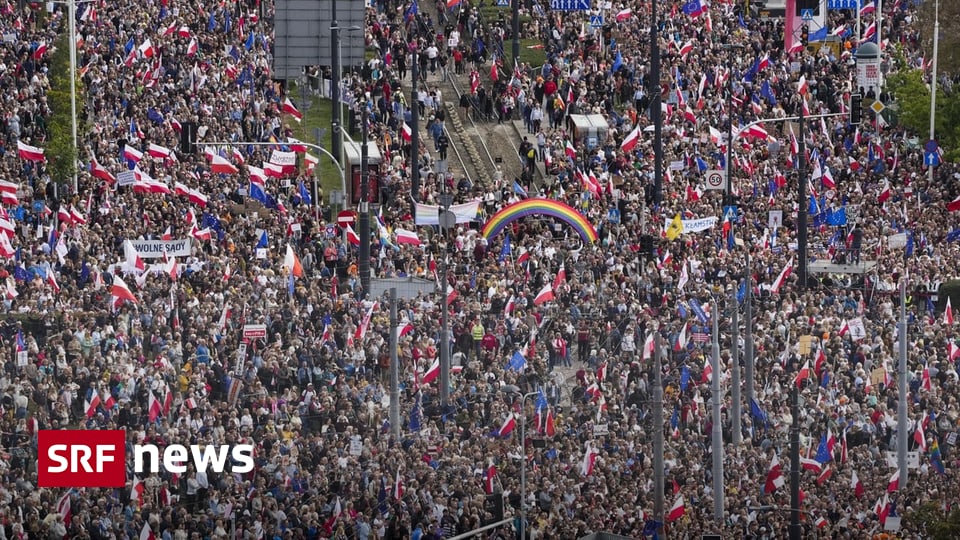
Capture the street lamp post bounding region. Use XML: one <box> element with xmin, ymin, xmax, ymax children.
<box><xmin>331</xmin><ymin>3</ymin><xmax>341</xmax><ymax>165</ymax></box>
<box><xmin>710</xmin><ymin>296</ymin><xmax>724</xmax><ymax>524</ymax></box>
<box><xmin>359</xmin><ymin>108</ymin><xmax>371</xmax><ymax>296</ymax></box>
<box><xmin>929</xmin><ymin>0</ymin><xmax>940</xmax><ymax>184</ymax></box>
<box><xmin>438</xmin><ymin>191</ymin><xmax>454</xmax><ymax>407</ymax></box>
<box><xmin>503</xmin><ymin>390</ymin><xmax>538</xmax><ymax>540</ymax></box>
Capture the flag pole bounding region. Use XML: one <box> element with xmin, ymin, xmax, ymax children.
<box><xmin>652</xmin><ymin>331</ymin><xmax>665</xmax><ymax>537</ymax></box>
<box><xmin>897</xmin><ymin>277</ymin><xmax>908</xmax><ymax>490</ymax></box>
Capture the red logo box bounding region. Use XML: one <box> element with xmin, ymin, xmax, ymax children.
<box><xmin>37</xmin><ymin>430</ymin><xmax>127</xmax><ymax>488</ymax></box>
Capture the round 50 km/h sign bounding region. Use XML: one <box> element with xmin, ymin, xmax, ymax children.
<box><xmin>706</xmin><ymin>170</ymin><xmax>725</xmax><ymax>190</ymax></box>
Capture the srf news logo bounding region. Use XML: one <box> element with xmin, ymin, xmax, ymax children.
<box><xmin>37</xmin><ymin>430</ymin><xmax>255</xmax><ymax>488</ymax></box>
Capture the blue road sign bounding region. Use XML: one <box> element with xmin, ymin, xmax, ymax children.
<box><xmin>549</xmin><ymin>0</ymin><xmax>590</xmax><ymax>11</ymax></box>
<box><xmin>800</xmin><ymin>8</ymin><xmax>814</xmax><ymax>20</ymax></box>
<box><xmin>589</xmin><ymin>15</ymin><xmax>603</xmax><ymax>27</ymax></box>
<box><xmin>925</xmin><ymin>139</ymin><xmax>939</xmax><ymax>153</ymax></box>
<box><xmin>826</xmin><ymin>0</ymin><xmax>860</xmax><ymax>9</ymax></box>
<box><xmin>924</xmin><ymin>152</ymin><xmax>941</xmax><ymax>167</ymax></box>
<box><xmin>496</xmin><ymin>0</ymin><xmax>509</xmax><ymax>6</ymax></box>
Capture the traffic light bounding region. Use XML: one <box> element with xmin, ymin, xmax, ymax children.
<box><xmin>801</xmin><ymin>24</ymin><xmax>809</xmax><ymax>46</ymax></box>
<box><xmin>850</xmin><ymin>94</ymin><xmax>862</xmax><ymax>125</ymax></box>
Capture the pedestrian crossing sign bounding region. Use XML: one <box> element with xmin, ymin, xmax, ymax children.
<box><xmin>496</xmin><ymin>0</ymin><xmax>510</xmax><ymax>6</ymax></box>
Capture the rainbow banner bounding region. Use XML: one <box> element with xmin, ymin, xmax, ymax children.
<box><xmin>482</xmin><ymin>198</ymin><xmax>599</xmax><ymax>244</ymax></box>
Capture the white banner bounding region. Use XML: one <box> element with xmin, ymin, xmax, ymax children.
<box><xmin>130</xmin><ymin>238</ymin><xmax>193</xmax><ymax>259</ymax></box>
<box><xmin>414</xmin><ymin>200</ymin><xmax>481</xmax><ymax>226</ymax></box>
<box><xmin>269</xmin><ymin>150</ymin><xmax>297</xmax><ymax>168</ymax></box>
<box><xmin>663</xmin><ymin>216</ymin><xmax>719</xmax><ymax>235</ymax></box>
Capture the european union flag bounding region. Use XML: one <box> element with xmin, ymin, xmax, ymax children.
<box><xmin>124</xmin><ymin>37</ymin><xmax>135</xmax><ymax>55</ymax></box>
<box><xmin>507</xmin><ymin>350</ymin><xmax>526</xmax><ymax>372</ymax></box>
<box><xmin>821</xmin><ymin>370</ymin><xmax>831</xmax><ymax>388</ymax></box>
<box><xmin>681</xmin><ymin>0</ymin><xmax>704</xmax><ymax>17</ymax></box>
<box><xmin>815</xmin><ymin>434</ymin><xmax>832</xmax><ymax>464</ymax></box>
<box><xmin>809</xmin><ymin>26</ymin><xmax>828</xmax><ymax>42</ymax></box>
<box><xmin>545</xmin><ymin>448</ymin><xmax>558</xmax><ymax>459</ymax></box>
<box><xmin>146</xmin><ymin>108</ymin><xmax>164</xmax><ymax>124</ymax></box>
<box><xmin>513</xmin><ymin>180</ymin><xmax>527</xmax><ymax>198</ymax></box>
<box><xmin>207</xmin><ymin>11</ymin><xmax>217</xmax><ymax>32</ymax></box>
<box><xmin>760</xmin><ymin>80</ymin><xmax>777</xmax><ymax>105</ymax></box>
<box><xmin>378</xmin><ymin>477</ymin><xmax>388</xmax><ymax>516</ymax></box>
<box><xmin>749</xmin><ymin>398</ymin><xmax>769</xmax><ymax>428</ymax></box>
<box><xmin>245</xmin><ymin>31</ymin><xmax>255</xmax><ymax>51</ymax></box>
<box><xmin>677</xmin><ymin>303</ymin><xmax>688</xmax><ymax>319</ymax></box>
<box><xmin>409</xmin><ymin>393</ymin><xmax>422</xmax><ymax>431</ymax></box>
<box><xmin>498</xmin><ymin>234</ymin><xmax>511</xmax><ymax>263</ymax></box>
<box><xmin>825</xmin><ymin>206</ymin><xmax>847</xmax><ymax>226</ymax></box>
<box><xmin>404</xmin><ymin>0</ymin><xmax>418</xmax><ymax>21</ymax></box>
<box><xmin>297</xmin><ymin>181</ymin><xmax>312</xmax><ymax>206</ymax></box>
<box><xmin>679</xmin><ymin>366</ymin><xmax>690</xmax><ymax>391</ymax></box>
<box><xmin>737</xmin><ymin>280</ymin><xmax>747</xmax><ymax>304</ymax></box>
<box><xmin>249</xmin><ymin>183</ymin><xmax>269</xmax><ymax>205</ymax></box>
<box><xmin>612</xmin><ymin>50</ymin><xmax>623</xmax><ymax>73</ymax></box>
<box><xmin>670</xmin><ymin>407</ymin><xmax>679</xmax><ymax>430</ymax></box>
<box><xmin>535</xmin><ymin>390</ymin><xmax>548</xmax><ymax>411</ymax></box>
<box><xmin>695</xmin><ymin>155</ymin><xmax>709</xmax><ymax>172</ymax></box>
<box><xmin>256</xmin><ymin>230</ymin><xmax>268</xmax><ymax>249</ymax></box>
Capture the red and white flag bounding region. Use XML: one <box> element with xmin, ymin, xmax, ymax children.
<box><xmin>210</xmin><ymin>155</ymin><xmax>239</xmax><ymax>175</ymax></box>
<box><xmin>282</xmin><ymin>98</ymin><xmax>303</xmax><ymax>122</ymax></box>
<box><xmin>851</xmin><ymin>469</ymin><xmax>865</xmax><ymax>498</ymax></box>
<box><xmin>111</xmin><ymin>276</ymin><xmax>139</xmax><ymax>305</ymax></box>
<box><xmin>17</xmin><ymin>141</ymin><xmax>44</xmax><ymax>161</ymax></box>
<box><xmin>394</xmin><ymin>229</ymin><xmax>421</xmax><ymax>245</ymax></box>
<box><xmin>764</xmin><ymin>453</ymin><xmax>785</xmax><ymax>493</ymax></box>
<box><xmin>771</xmin><ymin>258</ymin><xmax>793</xmax><ymax>294</ymax></box>
<box><xmin>533</xmin><ymin>283</ymin><xmax>555</xmax><ymax>305</ymax></box>
<box><xmin>580</xmin><ymin>442</ymin><xmax>599</xmax><ymax>476</ymax></box>
<box><xmin>887</xmin><ymin>469</ymin><xmax>900</xmax><ymax>493</ymax></box>
<box><xmin>666</xmin><ymin>495</ymin><xmax>685</xmax><ymax>522</ymax></box>
<box><xmin>945</xmin><ymin>297</ymin><xmax>954</xmax><ymax>325</ymax></box>
<box><xmin>620</xmin><ymin>124</ymin><xmax>642</xmax><ymax>152</ymax></box>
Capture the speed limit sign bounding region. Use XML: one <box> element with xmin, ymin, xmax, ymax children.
<box><xmin>704</xmin><ymin>169</ymin><xmax>725</xmax><ymax>190</ymax></box>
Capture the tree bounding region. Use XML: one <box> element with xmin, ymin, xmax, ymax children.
<box><xmin>915</xmin><ymin>0</ymin><xmax>960</xmax><ymax>76</ymax></box>
<box><xmin>907</xmin><ymin>502</ymin><xmax>960</xmax><ymax>539</ymax></box>
<box><xmin>886</xmin><ymin>69</ymin><xmax>960</xmax><ymax>161</ymax></box>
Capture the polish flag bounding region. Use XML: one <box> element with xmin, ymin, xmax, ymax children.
<box><xmin>147</xmin><ymin>143</ymin><xmax>175</xmax><ymax>160</ymax></box>
<box><xmin>765</xmin><ymin>453</ymin><xmax>785</xmax><ymax>493</ymax></box>
<box><xmin>947</xmin><ymin>196</ymin><xmax>960</xmax><ymax>212</ymax></box>
<box><xmin>187</xmin><ymin>38</ymin><xmax>198</xmax><ymax>57</ymax></box>
<box><xmin>47</xmin><ymin>271</ymin><xmax>61</xmax><ymax>294</ymax></box>
<box><xmin>851</xmin><ymin>470</ymin><xmax>865</xmax><ymax>498</ymax></box>
<box><xmin>345</xmin><ymin>224</ymin><xmax>361</xmax><ymax>246</ymax></box>
<box><xmin>163</xmin><ymin>22</ymin><xmax>177</xmax><ymax>36</ymax></box>
<box><xmin>56</xmin><ymin>491</ymin><xmax>71</xmax><ymax>524</ymax></box>
<box><xmin>553</xmin><ymin>262</ymin><xmax>566</xmax><ymax>290</ymax></box>
<box><xmin>797</xmin><ymin>75</ymin><xmax>809</xmax><ymax>96</ymax></box>
<box><xmin>815</xmin><ymin>517</ymin><xmax>828</xmax><ymax>528</ymax></box>
<box><xmin>496</xmin><ymin>413</ymin><xmax>517</xmax><ymax>437</ymax></box>
<box><xmin>394</xmin><ymin>470</ymin><xmax>405</xmax><ymax>500</ymax></box>
<box><xmin>771</xmin><ymin>258</ymin><xmax>793</xmax><ymax>293</ymax></box>
<box><xmin>580</xmin><ymin>442</ymin><xmax>599</xmax><ymax>476</ymax></box>
<box><xmin>945</xmin><ymin>297</ymin><xmax>954</xmax><ymax>325</ymax></box>
<box><xmin>162</xmin><ymin>226</ymin><xmax>173</xmax><ymax>241</ymax></box>
<box><xmin>138</xmin><ymin>39</ymin><xmax>156</xmax><ymax>58</ymax></box>
<box><xmin>123</xmin><ymin>145</ymin><xmax>144</xmax><ymax>163</ymax></box>
<box><xmin>191</xmin><ymin>226</ymin><xmax>212</xmax><ymax>241</ymax></box>
<box><xmin>877</xmin><ymin>179</ymin><xmax>891</xmax><ymax>204</ymax></box>
<box><xmin>188</xmin><ymin>189</ymin><xmax>208</xmax><ymax>208</ymax></box>
<box><xmin>887</xmin><ymin>469</ymin><xmax>900</xmax><ymax>492</ymax></box>
<box><xmin>211</xmin><ymin>155</ymin><xmax>239</xmax><ymax>174</ymax></box>
<box><xmin>282</xmin><ymin>98</ymin><xmax>303</xmax><ymax>122</ymax></box>
<box><xmin>620</xmin><ymin>124</ymin><xmax>642</xmax><ymax>152</ymax></box>
<box><xmin>91</xmin><ymin>158</ymin><xmax>116</xmax><ymax>183</ymax></box>
<box><xmin>111</xmin><ymin>275</ymin><xmax>139</xmax><ymax>305</ymax></box>
<box><xmin>286</xmin><ymin>137</ymin><xmax>308</xmax><ymax>153</ymax></box>
<box><xmin>565</xmin><ymin>139</ymin><xmax>576</xmax><ymax>159</ymax></box>
<box><xmin>816</xmin><ymin>464</ymin><xmax>833</xmax><ymax>486</ymax></box>
<box><xmin>70</xmin><ymin>206</ymin><xmax>87</xmax><ymax>225</ymax></box>
<box><xmin>178</xmin><ymin>26</ymin><xmax>191</xmax><ymax>38</ymax></box>
<box><xmin>859</xmin><ymin>0</ymin><xmax>875</xmax><ymax>15</ymax></box>
<box><xmin>914</xmin><ymin>419</ymin><xmax>926</xmax><ymax>451</ymax></box>
<box><xmin>248</xmin><ymin>165</ymin><xmax>268</xmax><ymax>186</ymax></box>
<box><xmin>124</xmin><ymin>240</ymin><xmax>146</xmax><ymax>272</ymax></box>
<box><xmin>614</xmin><ymin>8</ymin><xmax>632</xmax><ymax>21</ymax></box>
<box><xmin>263</xmin><ymin>162</ymin><xmax>285</xmax><ymax>178</ymax></box>
<box><xmin>679</xmin><ymin>41</ymin><xmax>693</xmax><ymax>58</ymax></box>
<box><xmin>862</xmin><ymin>22</ymin><xmax>876</xmax><ymax>42</ymax></box>
<box><xmin>533</xmin><ymin>283</ymin><xmax>555</xmax><ymax>305</ymax></box>
<box><xmin>701</xmin><ymin>356</ymin><xmax>713</xmax><ymax>383</ymax></box>
<box><xmin>419</xmin><ymin>358</ymin><xmax>441</xmax><ymax>385</ymax></box>
<box><xmin>800</xmin><ymin>456</ymin><xmax>822</xmax><ymax>474</ymax></box>
<box><xmin>741</xmin><ymin>124</ymin><xmax>770</xmax><ymax>140</ymax></box>
<box><xmin>401</xmin><ymin>122</ymin><xmax>412</xmax><ymax>141</ymax></box>
<box><xmin>666</xmin><ymin>495</ymin><xmax>685</xmax><ymax>522</ymax></box>
<box><xmin>17</xmin><ymin>141</ymin><xmax>44</xmax><ymax>161</ymax></box>
<box><xmin>788</xmin><ymin>41</ymin><xmax>805</xmax><ymax>54</ymax></box>
<box><xmin>304</xmin><ymin>153</ymin><xmax>319</xmax><ymax>171</ymax></box>
<box><xmin>795</xmin><ymin>360</ymin><xmax>812</xmax><ymax>388</ymax></box>
<box><xmin>395</xmin><ymin>229</ymin><xmax>421</xmax><ymax>245</ymax></box>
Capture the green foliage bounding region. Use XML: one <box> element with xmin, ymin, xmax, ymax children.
<box><xmin>45</xmin><ymin>31</ymin><xmax>79</xmax><ymax>188</ymax></box>
<box><xmin>886</xmin><ymin>70</ymin><xmax>960</xmax><ymax>162</ymax></box>
<box><xmin>907</xmin><ymin>502</ymin><xmax>960</xmax><ymax>539</ymax></box>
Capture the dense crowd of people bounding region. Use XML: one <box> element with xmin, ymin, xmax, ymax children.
<box><xmin>0</xmin><ymin>0</ymin><xmax>957</xmax><ymax>538</ymax></box>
